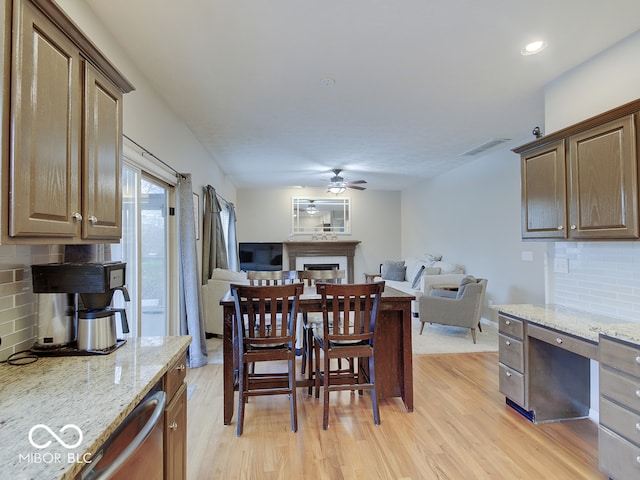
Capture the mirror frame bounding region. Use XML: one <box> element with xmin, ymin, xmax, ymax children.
<box><xmin>291</xmin><ymin>197</ymin><xmax>351</xmax><ymax>235</ymax></box>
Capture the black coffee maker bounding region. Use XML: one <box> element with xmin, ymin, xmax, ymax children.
<box><xmin>31</xmin><ymin>261</ymin><xmax>130</xmax><ymax>354</ymax></box>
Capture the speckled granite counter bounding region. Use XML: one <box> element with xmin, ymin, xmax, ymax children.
<box><xmin>0</xmin><ymin>335</ymin><xmax>191</xmax><ymax>480</ymax></box>
<box><xmin>494</xmin><ymin>304</ymin><xmax>640</xmax><ymax>345</ymax></box>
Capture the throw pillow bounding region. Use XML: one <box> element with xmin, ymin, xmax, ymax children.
<box><xmin>411</xmin><ymin>265</ymin><xmax>425</xmax><ymax>289</ymax></box>
<box><xmin>457</xmin><ymin>275</ymin><xmax>477</xmax><ymax>298</ymax></box>
<box><xmin>381</xmin><ymin>260</ymin><xmax>406</xmax><ymax>281</ymax></box>
<box><xmin>211</xmin><ymin>268</ymin><xmax>248</xmax><ymax>282</ymax></box>
<box><xmin>424</xmin><ymin>253</ymin><xmax>442</xmax><ymax>262</ymax></box>
<box><xmin>424</xmin><ymin>267</ymin><xmax>441</xmax><ymax>275</ymax></box>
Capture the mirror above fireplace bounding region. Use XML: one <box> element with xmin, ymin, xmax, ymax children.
<box><xmin>291</xmin><ymin>197</ymin><xmax>351</xmax><ymax>235</ymax></box>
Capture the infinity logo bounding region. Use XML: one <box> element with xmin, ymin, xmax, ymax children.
<box><xmin>28</xmin><ymin>424</ymin><xmax>83</xmax><ymax>449</ymax></box>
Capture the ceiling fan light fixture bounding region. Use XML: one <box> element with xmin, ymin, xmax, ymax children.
<box><xmin>327</xmin><ymin>184</ymin><xmax>346</xmax><ymax>194</ymax></box>
<box><xmin>306</xmin><ymin>202</ymin><xmax>318</xmax><ymax>214</ymax></box>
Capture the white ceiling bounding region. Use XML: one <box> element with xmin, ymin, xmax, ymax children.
<box><xmin>85</xmin><ymin>0</ymin><xmax>640</xmax><ymax>191</ymax></box>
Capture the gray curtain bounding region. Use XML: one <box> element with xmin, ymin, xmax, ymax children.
<box><xmin>202</xmin><ymin>185</ymin><xmax>229</xmax><ymax>284</ymax></box>
<box><xmin>177</xmin><ymin>174</ymin><xmax>208</xmax><ymax>368</ymax></box>
<box><xmin>227</xmin><ymin>203</ymin><xmax>239</xmax><ymax>271</ymax></box>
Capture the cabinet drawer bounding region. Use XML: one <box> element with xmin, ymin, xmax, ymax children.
<box><xmin>164</xmin><ymin>352</ymin><xmax>187</xmax><ymax>402</ymax></box>
<box><xmin>600</xmin><ymin>336</ymin><xmax>640</xmax><ymax>379</ymax></box>
<box><xmin>600</xmin><ymin>396</ymin><xmax>640</xmax><ymax>447</ymax></box>
<box><xmin>527</xmin><ymin>323</ymin><xmax>597</xmax><ymax>359</ymax></box>
<box><xmin>599</xmin><ymin>426</ymin><xmax>640</xmax><ymax>480</ymax></box>
<box><xmin>498</xmin><ymin>314</ymin><xmax>524</xmax><ymax>340</ymax></box>
<box><xmin>499</xmin><ymin>363</ymin><xmax>525</xmax><ymax>407</ymax></box>
<box><xmin>600</xmin><ymin>366</ymin><xmax>640</xmax><ymax>412</ymax></box>
<box><xmin>498</xmin><ymin>334</ymin><xmax>524</xmax><ymax>373</ymax></box>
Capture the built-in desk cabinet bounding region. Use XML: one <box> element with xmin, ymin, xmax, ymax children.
<box><xmin>515</xmin><ymin>100</ymin><xmax>640</xmax><ymax>241</ymax></box>
<box><xmin>498</xmin><ymin>314</ymin><xmax>527</xmax><ymax>409</ymax></box>
<box><xmin>1</xmin><ymin>0</ymin><xmax>134</xmax><ymax>244</ymax></box>
<box><xmin>599</xmin><ymin>335</ymin><xmax>640</xmax><ymax>480</ymax></box>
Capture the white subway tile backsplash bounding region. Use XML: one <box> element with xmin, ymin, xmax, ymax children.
<box><xmin>0</xmin><ymin>244</ymin><xmax>62</xmax><ymax>362</ymax></box>
<box><xmin>549</xmin><ymin>241</ymin><xmax>640</xmax><ymax>322</ymax></box>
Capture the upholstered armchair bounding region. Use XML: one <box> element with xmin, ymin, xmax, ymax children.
<box><xmin>417</xmin><ymin>277</ymin><xmax>488</xmax><ymax>343</ymax></box>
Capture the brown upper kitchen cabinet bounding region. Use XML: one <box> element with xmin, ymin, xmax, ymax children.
<box><xmin>515</xmin><ymin>100</ymin><xmax>640</xmax><ymax>241</ymax></box>
<box><xmin>1</xmin><ymin>0</ymin><xmax>134</xmax><ymax>244</ymax></box>
<box><xmin>521</xmin><ymin>140</ymin><xmax>567</xmax><ymax>239</ymax></box>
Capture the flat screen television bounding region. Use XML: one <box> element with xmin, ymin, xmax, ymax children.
<box><xmin>239</xmin><ymin>242</ymin><xmax>284</xmax><ymax>271</ymax></box>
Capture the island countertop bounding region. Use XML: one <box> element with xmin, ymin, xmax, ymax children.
<box><xmin>0</xmin><ymin>335</ymin><xmax>191</xmax><ymax>480</ymax></box>
<box><xmin>493</xmin><ymin>304</ymin><xmax>640</xmax><ymax>345</ymax></box>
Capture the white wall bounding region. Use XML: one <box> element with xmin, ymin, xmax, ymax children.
<box><xmin>544</xmin><ymin>30</ymin><xmax>640</xmax><ymax>321</ymax></box>
<box><xmin>402</xmin><ymin>147</ymin><xmax>547</xmax><ymax>322</ymax></box>
<box><xmin>235</xmin><ymin>188</ymin><xmax>401</xmax><ymax>281</ymax></box>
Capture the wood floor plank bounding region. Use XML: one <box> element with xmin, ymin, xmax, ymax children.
<box><xmin>186</xmin><ymin>344</ymin><xmax>605</xmax><ymax>479</ymax></box>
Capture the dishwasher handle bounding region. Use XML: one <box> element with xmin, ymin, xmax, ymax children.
<box><xmin>82</xmin><ymin>390</ymin><xmax>166</xmax><ymax>480</ymax></box>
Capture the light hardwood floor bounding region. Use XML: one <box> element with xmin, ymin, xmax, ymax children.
<box><xmin>186</xmin><ymin>341</ymin><xmax>605</xmax><ymax>479</ymax></box>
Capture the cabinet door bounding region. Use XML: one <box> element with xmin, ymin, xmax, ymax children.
<box><xmin>9</xmin><ymin>0</ymin><xmax>81</xmax><ymax>237</ymax></box>
<box><xmin>521</xmin><ymin>140</ymin><xmax>567</xmax><ymax>239</ymax></box>
<box><xmin>83</xmin><ymin>63</ymin><xmax>123</xmax><ymax>239</ymax></box>
<box><xmin>164</xmin><ymin>383</ymin><xmax>187</xmax><ymax>480</ymax></box>
<box><xmin>568</xmin><ymin>115</ymin><xmax>639</xmax><ymax>239</ymax></box>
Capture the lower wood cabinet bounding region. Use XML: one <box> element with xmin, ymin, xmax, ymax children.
<box><xmin>163</xmin><ymin>352</ymin><xmax>187</xmax><ymax>480</ymax></box>
<box><xmin>599</xmin><ymin>335</ymin><xmax>640</xmax><ymax>480</ymax></box>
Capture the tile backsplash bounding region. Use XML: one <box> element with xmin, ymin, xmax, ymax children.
<box><xmin>549</xmin><ymin>241</ymin><xmax>640</xmax><ymax>321</ymax></box>
<box><xmin>0</xmin><ymin>244</ymin><xmax>63</xmax><ymax>362</ymax></box>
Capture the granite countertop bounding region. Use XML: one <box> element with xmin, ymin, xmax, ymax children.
<box><xmin>494</xmin><ymin>304</ymin><xmax>640</xmax><ymax>345</ymax></box>
<box><xmin>0</xmin><ymin>335</ymin><xmax>191</xmax><ymax>480</ymax></box>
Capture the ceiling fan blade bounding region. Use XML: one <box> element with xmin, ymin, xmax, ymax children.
<box><xmin>349</xmin><ymin>179</ymin><xmax>367</xmax><ymax>184</ymax></box>
<box><xmin>348</xmin><ymin>185</ymin><xmax>366</xmax><ymax>190</ymax></box>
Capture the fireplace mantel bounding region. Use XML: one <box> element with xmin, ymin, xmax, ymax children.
<box><xmin>284</xmin><ymin>241</ymin><xmax>360</xmax><ymax>283</ymax></box>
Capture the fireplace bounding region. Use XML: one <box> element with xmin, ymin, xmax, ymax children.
<box><xmin>284</xmin><ymin>240</ymin><xmax>360</xmax><ymax>283</ymax></box>
<box><xmin>304</xmin><ymin>263</ymin><xmax>339</xmax><ymax>271</ymax></box>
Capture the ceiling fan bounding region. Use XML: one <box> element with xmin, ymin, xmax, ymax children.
<box><xmin>327</xmin><ymin>169</ymin><xmax>367</xmax><ymax>194</ymax></box>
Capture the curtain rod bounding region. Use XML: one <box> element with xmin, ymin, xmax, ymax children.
<box><xmin>207</xmin><ymin>184</ymin><xmax>232</xmax><ymax>207</ymax></box>
<box><xmin>123</xmin><ymin>133</ymin><xmax>186</xmax><ymax>179</ymax></box>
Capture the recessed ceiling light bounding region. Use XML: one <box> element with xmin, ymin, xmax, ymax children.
<box><xmin>521</xmin><ymin>40</ymin><xmax>546</xmax><ymax>56</ymax></box>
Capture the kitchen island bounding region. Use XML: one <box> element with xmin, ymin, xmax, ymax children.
<box><xmin>0</xmin><ymin>335</ymin><xmax>191</xmax><ymax>480</ymax></box>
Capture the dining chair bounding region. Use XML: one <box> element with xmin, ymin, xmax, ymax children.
<box><xmin>230</xmin><ymin>283</ymin><xmax>303</xmax><ymax>436</ymax></box>
<box><xmin>313</xmin><ymin>281</ymin><xmax>385</xmax><ymax>430</ymax></box>
<box><xmin>246</xmin><ymin>269</ymin><xmax>298</xmax><ymax>286</ymax></box>
<box><xmin>296</xmin><ymin>269</ymin><xmax>346</xmax><ymax>393</ymax></box>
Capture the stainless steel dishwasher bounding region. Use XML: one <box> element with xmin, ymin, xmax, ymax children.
<box><xmin>79</xmin><ymin>389</ymin><xmax>166</xmax><ymax>480</ymax></box>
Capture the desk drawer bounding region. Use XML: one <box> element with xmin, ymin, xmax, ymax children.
<box><xmin>499</xmin><ymin>314</ymin><xmax>524</xmax><ymax>340</ymax></box>
<box><xmin>600</xmin><ymin>396</ymin><xmax>640</xmax><ymax>447</ymax></box>
<box><xmin>499</xmin><ymin>363</ymin><xmax>525</xmax><ymax>407</ymax></box>
<box><xmin>527</xmin><ymin>323</ymin><xmax>598</xmax><ymax>359</ymax></box>
<box><xmin>498</xmin><ymin>334</ymin><xmax>524</xmax><ymax>373</ymax></box>
<box><xmin>599</xmin><ymin>426</ymin><xmax>640</xmax><ymax>480</ymax></box>
<box><xmin>600</xmin><ymin>336</ymin><xmax>640</xmax><ymax>379</ymax></box>
<box><xmin>600</xmin><ymin>366</ymin><xmax>640</xmax><ymax>413</ymax></box>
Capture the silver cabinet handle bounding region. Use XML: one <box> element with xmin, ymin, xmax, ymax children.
<box><xmin>557</xmin><ymin>225</ymin><xmax>564</xmax><ymax>230</ymax></box>
<box><xmin>169</xmin><ymin>422</ymin><xmax>178</xmax><ymax>430</ymax></box>
<box><xmin>505</xmin><ymin>340</ymin><xmax>511</xmax><ymax>346</ymax></box>
<box><xmin>176</xmin><ymin>364</ymin><xmax>186</xmax><ymax>371</ymax></box>
<box><xmin>636</xmin><ymin>390</ymin><xmax>640</xmax><ymax>398</ymax></box>
<box><xmin>570</xmin><ymin>224</ymin><xmax>577</xmax><ymax>230</ymax></box>
<box><xmin>637</xmin><ymin>456</ymin><xmax>640</xmax><ymax>464</ymax></box>
<box><xmin>635</xmin><ymin>422</ymin><xmax>640</xmax><ymax>431</ymax></box>
<box><xmin>556</xmin><ymin>338</ymin><xmax>563</xmax><ymax>344</ymax></box>
<box><xmin>636</xmin><ymin>356</ymin><xmax>640</xmax><ymax>364</ymax></box>
<box><xmin>505</xmin><ymin>371</ymin><xmax>512</xmax><ymax>378</ymax></box>
<box><xmin>505</xmin><ymin>320</ymin><xmax>511</xmax><ymax>326</ymax></box>
<box><xmin>88</xmin><ymin>215</ymin><xmax>98</xmax><ymax>224</ymax></box>
<box><xmin>72</xmin><ymin>212</ymin><xmax>83</xmax><ymax>222</ymax></box>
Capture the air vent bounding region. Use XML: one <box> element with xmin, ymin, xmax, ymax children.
<box><xmin>460</xmin><ymin>138</ymin><xmax>510</xmax><ymax>156</ymax></box>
